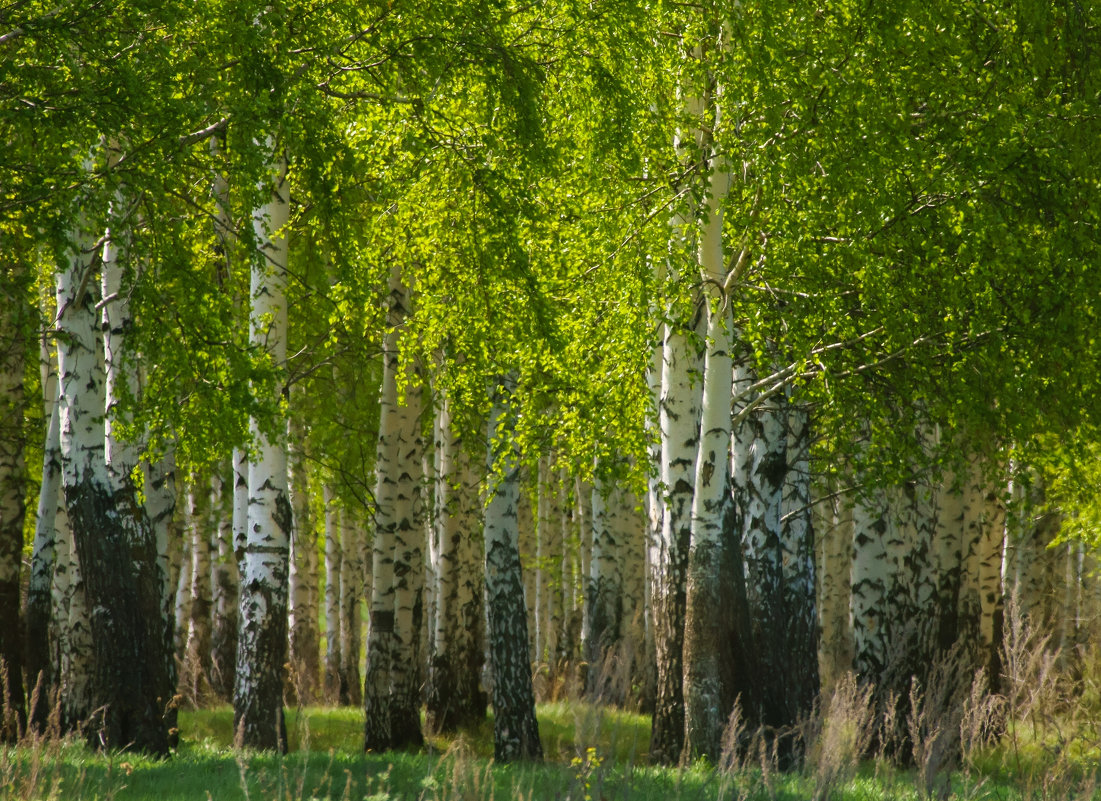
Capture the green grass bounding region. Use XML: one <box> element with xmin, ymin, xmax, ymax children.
<box><xmin>1</xmin><ymin>704</ymin><xmax>1099</xmax><ymax>801</ymax></box>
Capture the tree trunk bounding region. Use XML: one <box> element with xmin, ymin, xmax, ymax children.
<box><xmin>25</xmin><ymin>399</ymin><xmax>60</xmax><ymax>732</ymax></box>
<box><xmin>53</xmin><ymin>490</ymin><xmax>93</xmax><ymax>731</ymax></box>
<box><xmin>339</xmin><ymin>510</ymin><xmax>362</xmax><ymax>706</ymax></box>
<box><xmin>1004</xmin><ymin>473</ymin><xmax>1061</xmax><ymax>629</ymax></box>
<box><xmin>682</xmin><ymin>290</ymin><xmax>732</xmax><ymax>762</ymax></box>
<box><xmin>649</xmin><ymin>302</ymin><xmax>703</xmax><ymax>765</ymax></box>
<box><xmin>739</xmin><ymin>390</ymin><xmax>788</xmax><ymax>735</ymax></box>
<box><xmin>322</xmin><ymin>485</ymin><xmax>342</xmax><ymax>703</ymax></box>
<box><xmin>618</xmin><ymin>485</ymin><xmax>647</xmax><ymax>701</ymax></box>
<box><xmin>426</xmin><ymin>396</ymin><xmax>486</xmax><ymax>733</ymax></box>
<box><xmin>210</xmin><ymin>468</ymin><xmax>239</xmax><ymax>701</ymax></box>
<box><xmin>233</xmin><ymin>147</ymin><xmax>292</xmax><ymax>753</ymax></box>
<box><xmin>484</xmin><ymin>377</ymin><xmax>542</xmax><ymax>762</ymax></box>
<box><xmin>174</xmin><ymin>528</ymin><xmax>193</xmax><ymax>661</ymax></box>
<box><xmin>815</xmin><ymin>483</ymin><xmax>853</xmax><ymax>697</ymax></box>
<box><xmin>184</xmin><ymin>478</ymin><xmax>214</xmax><ymax>703</ymax></box>
<box><xmin>585</xmin><ymin>471</ymin><xmax>624</xmax><ymax>702</ymax></box>
<box><xmin>143</xmin><ymin>446</ymin><xmax>179</xmax><ymax>737</ymax></box>
<box><xmin>56</xmin><ymin>189</ymin><xmax>171</xmax><ymax>754</ymax></box>
<box><xmin>682</xmin><ymin>123</ymin><xmax>734</xmax><ymax>761</ymax></box>
<box><xmin>0</xmin><ymin>268</ymin><xmax>27</xmax><ymax>740</ymax></box>
<box><xmin>287</xmin><ymin>418</ymin><xmax>321</xmax><ymax>705</ymax></box>
<box><xmin>535</xmin><ymin>457</ymin><xmax>563</xmax><ymax>673</ymax></box>
<box><xmin>978</xmin><ymin>476</ymin><xmax>1006</xmax><ymax>685</ymax></box>
<box><xmin>389</xmin><ymin>382</ymin><xmax>426</xmax><ymax>750</ymax></box>
<box><xmin>363</xmin><ymin>265</ymin><xmax>417</xmax><ymax>751</ymax></box>
<box><xmin>778</xmin><ymin>398</ymin><xmax>819</xmax><ymax>723</ymax></box>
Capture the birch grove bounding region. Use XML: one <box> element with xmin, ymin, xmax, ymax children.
<box><xmin>1</xmin><ymin>0</ymin><xmax>1099</xmax><ymax>771</ymax></box>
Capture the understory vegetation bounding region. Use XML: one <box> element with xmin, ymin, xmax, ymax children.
<box><xmin>4</xmin><ymin>625</ymin><xmax>1100</xmax><ymax>801</ymax></box>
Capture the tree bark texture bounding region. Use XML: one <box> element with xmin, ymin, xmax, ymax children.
<box><xmin>484</xmin><ymin>378</ymin><xmax>542</xmax><ymax>762</ymax></box>
<box><xmin>388</xmin><ymin>382</ymin><xmax>426</xmax><ymax>750</ymax></box>
<box><xmin>322</xmin><ymin>485</ymin><xmax>342</xmax><ymax>703</ymax></box>
<box><xmin>649</xmin><ymin>309</ymin><xmax>702</xmax><ymax>765</ymax></box>
<box><xmin>287</xmin><ymin>417</ymin><xmax>321</xmax><ymax>705</ymax></box>
<box><xmin>364</xmin><ymin>265</ymin><xmax>420</xmax><ymax>751</ymax></box>
<box><xmin>0</xmin><ymin>269</ymin><xmax>27</xmax><ymax>740</ymax></box>
<box><xmin>144</xmin><ymin>447</ymin><xmax>180</xmax><ymax>727</ymax></box>
<box><xmin>233</xmin><ymin>148</ymin><xmax>292</xmax><ymax>752</ymax></box>
<box><xmin>53</xmin><ymin>198</ymin><xmax>173</xmax><ymax>754</ymax></box>
<box><xmin>339</xmin><ymin>511</ymin><xmax>363</xmax><ymax>706</ymax></box>
<box><xmin>585</xmin><ymin>471</ymin><xmax>624</xmax><ymax>703</ymax></box>
<box><xmin>682</xmin><ymin>289</ymin><xmax>733</xmax><ymax>762</ymax></box>
<box><xmin>25</xmin><ymin>401</ymin><xmax>60</xmax><ymax>731</ymax></box>
<box><xmin>426</xmin><ymin>397</ymin><xmax>486</xmax><ymax>733</ymax></box>
<box><xmin>184</xmin><ymin>478</ymin><xmax>214</xmax><ymax>702</ymax></box>
<box><xmin>210</xmin><ymin>468</ymin><xmax>239</xmax><ymax>701</ymax></box>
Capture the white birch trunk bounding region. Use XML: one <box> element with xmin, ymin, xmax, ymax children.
<box><xmin>184</xmin><ymin>478</ymin><xmax>213</xmax><ymax>702</ymax></box>
<box><xmin>322</xmin><ymin>484</ymin><xmax>342</xmax><ymax>703</ymax></box>
<box><xmin>849</xmin><ymin>485</ymin><xmax>891</xmax><ymax>682</ymax></box>
<box><xmin>815</xmin><ymin>486</ymin><xmax>853</xmax><ymax>696</ymax></box>
<box><xmin>643</xmin><ymin>318</ymin><xmax>664</xmax><ymax>713</ymax></box>
<box><xmin>484</xmin><ymin>377</ymin><xmax>542</xmax><ymax>762</ymax></box>
<box><xmin>650</xmin><ymin>300</ymin><xmax>703</xmax><ymax>764</ymax></box>
<box><xmin>956</xmin><ymin>459</ymin><xmax>985</xmax><ymax>656</ymax></box>
<box><xmin>518</xmin><ymin>475</ymin><xmax>537</xmax><ymax>665</ymax></box>
<box><xmin>585</xmin><ymin>469</ymin><xmax>624</xmax><ymax>702</ymax></box>
<box><xmin>144</xmin><ymin>447</ymin><xmax>179</xmax><ymax>702</ymax></box>
<box><xmin>426</xmin><ymin>395</ymin><xmax>486</xmax><ymax>732</ymax></box>
<box><xmin>388</xmin><ymin>381</ymin><xmax>425</xmax><ymax>749</ymax></box>
<box><xmin>576</xmin><ymin>476</ymin><xmax>593</xmax><ymax>658</ymax></box>
<box><xmin>26</xmin><ymin>324</ymin><xmax>60</xmax><ymax>726</ymax></box>
<box><xmin>683</xmin><ymin>287</ymin><xmax>732</xmax><ymax>761</ymax></box>
<box><xmin>0</xmin><ymin>280</ymin><xmax>26</xmax><ymax>737</ymax></box>
<box><xmin>978</xmin><ymin>478</ymin><xmax>1006</xmax><ymax>654</ymax></box>
<box><xmin>535</xmin><ymin>457</ymin><xmax>563</xmax><ymax>670</ymax></box>
<box><xmin>54</xmin><ymin>196</ymin><xmax>103</xmax><ymax>734</ymax></box>
<box><xmin>210</xmin><ymin>468</ymin><xmax>238</xmax><ymax>701</ymax></box>
<box><xmin>175</xmin><ymin>529</ymin><xmax>194</xmax><ymax>660</ymax></box>
<box><xmin>287</xmin><ymin>416</ymin><xmax>320</xmax><ymax>705</ymax></box>
<box><xmin>26</xmin><ymin>398</ymin><xmax>60</xmax><ymax>729</ymax></box>
<box><xmin>52</xmin><ymin>496</ymin><xmax>93</xmax><ymax>730</ymax></box>
<box><xmin>233</xmin><ymin>146</ymin><xmax>292</xmax><ymax>752</ymax></box>
<box><xmin>363</xmin><ymin>265</ymin><xmax>417</xmax><ymax>750</ymax></box>
<box><xmin>339</xmin><ymin>513</ymin><xmax>362</xmax><ymax>705</ymax></box>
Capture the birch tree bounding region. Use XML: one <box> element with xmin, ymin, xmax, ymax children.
<box><xmin>682</xmin><ymin>76</ymin><xmax>733</xmax><ymax>760</ymax></box>
<box><xmin>54</xmin><ymin>159</ymin><xmax>173</xmax><ymax>754</ymax></box>
<box><xmin>234</xmin><ymin>144</ymin><xmax>293</xmax><ymax>752</ymax></box>
<box><xmin>484</xmin><ymin>377</ymin><xmax>542</xmax><ymax>762</ymax></box>
<box><xmin>426</xmin><ymin>395</ymin><xmax>486</xmax><ymax>732</ymax></box>
<box><xmin>0</xmin><ymin>265</ymin><xmax>28</xmax><ymax>739</ymax></box>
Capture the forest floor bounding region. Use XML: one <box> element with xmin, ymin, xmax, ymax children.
<box><xmin>1</xmin><ymin>700</ymin><xmax>1098</xmax><ymax>801</ymax></box>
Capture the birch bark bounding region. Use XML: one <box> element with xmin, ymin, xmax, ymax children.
<box><xmin>25</xmin><ymin>397</ymin><xmax>60</xmax><ymax>731</ymax></box>
<box><xmin>57</xmin><ymin>180</ymin><xmax>172</xmax><ymax>753</ymax></box>
<box><xmin>388</xmin><ymin>381</ymin><xmax>425</xmax><ymax>749</ymax></box>
<box><xmin>0</xmin><ymin>273</ymin><xmax>27</xmax><ymax>739</ymax></box>
<box><xmin>426</xmin><ymin>396</ymin><xmax>486</xmax><ymax>732</ymax></box>
<box><xmin>484</xmin><ymin>377</ymin><xmax>542</xmax><ymax>762</ymax></box>
<box><xmin>143</xmin><ymin>447</ymin><xmax>179</xmax><ymax>718</ymax></box>
<box><xmin>210</xmin><ymin>469</ymin><xmax>239</xmax><ymax>701</ymax></box>
<box><xmin>363</xmin><ymin>265</ymin><xmax>418</xmax><ymax>751</ymax></box>
<box><xmin>815</xmin><ymin>486</ymin><xmax>853</xmax><ymax>696</ymax></box>
<box><xmin>184</xmin><ymin>478</ymin><xmax>214</xmax><ymax>702</ymax></box>
<box><xmin>234</xmin><ymin>147</ymin><xmax>292</xmax><ymax>752</ymax></box>
<box><xmin>322</xmin><ymin>485</ymin><xmax>342</xmax><ymax>703</ymax></box>
<box><xmin>339</xmin><ymin>512</ymin><xmax>362</xmax><ymax>705</ymax></box>
<box><xmin>682</xmin><ymin>133</ymin><xmax>733</xmax><ymax>759</ymax></box>
<box><xmin>650</xmin><ymin>302</ymin><xmax>703</xmax><ymax>764</ymax></box>
<box><xmin>287</xmin><ymin>417</ymin><xmax>321</xmax><ymax>705</ymax></box>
